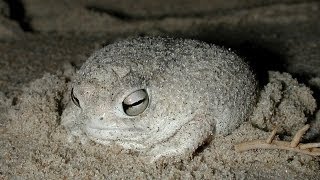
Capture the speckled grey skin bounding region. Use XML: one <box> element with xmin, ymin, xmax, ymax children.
<box><xmin>61</xmin><ymin>37</ymin><xmax>257</xmax><ymax>160</ymax></box>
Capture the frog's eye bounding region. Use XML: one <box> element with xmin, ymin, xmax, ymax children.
<box><xmin>122</xmin><ymin>89</ymin><xmax>149</xmax><ymax>116</ymax></box>
<box><xmin>71</xmin><ymin>88</ymin><xmax>81</xmax><ymax>108</ymax></box>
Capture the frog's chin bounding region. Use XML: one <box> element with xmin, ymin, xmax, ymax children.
<box><xmin>87</xmin><ymin>135</ymin><xmax>148</xmax><ymax>150</ymax></box>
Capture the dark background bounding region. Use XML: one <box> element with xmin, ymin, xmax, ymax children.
<box><xmin>0</xmin><ymin>0</ymin><xmax>319</xmax><ymax>97</ymax></box>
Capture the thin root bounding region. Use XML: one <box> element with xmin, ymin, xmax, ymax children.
<box><xmin>235</xmin><ymin>124</ymin><xmax>320</xmax><ymax>156</ymax></box>
<box><xmin>266</xmin><ymin>127</ymin><xmax>277</xmax><ymax>144</ymax></box>
<box><xmin>290</xmin><ymin>124</ymin><xmax>310</xmax><ymax>148</ymax></box>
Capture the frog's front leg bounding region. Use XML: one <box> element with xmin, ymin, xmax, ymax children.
<box><xmin>147</xmin><ymin>115</ymin><xmax>214</xmax><ymax>161</ymax></box>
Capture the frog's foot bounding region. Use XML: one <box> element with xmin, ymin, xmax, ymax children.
<box><xmin>235</xmin><ymin>124</ymin><xmax>320</xmax><ymax>156</ymax></box>
<box><xmin>63</xmin><ymin>126</ymin><xmax>89</xmax><ymax>144</ymax></box>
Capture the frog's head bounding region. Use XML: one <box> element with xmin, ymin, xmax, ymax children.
<box><xmin>68</xmin><ymin>55</ymin><xmax>201</xmax><ymax>150</ymax></box>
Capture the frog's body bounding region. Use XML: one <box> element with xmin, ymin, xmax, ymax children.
<box><xmin>61</xmin><ymin>37</ymin><xmax>257</xmax><ymax>160</ymax></box>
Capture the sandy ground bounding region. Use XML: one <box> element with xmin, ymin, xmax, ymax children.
<box><xmin>0</xmin><ymin>0</ymin><xmax>320</xmax><ymax>179</ymax></box>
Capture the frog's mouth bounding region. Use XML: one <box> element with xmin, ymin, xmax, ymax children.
<box><xmin>84</xmin><ymin>115</ymin><xmax>196</xmax><ymax>150</ymax></box>
<box><xmin>85</xmin><ymin>125</ymin><xmax>147</xmax><ymax>141</ymax></box>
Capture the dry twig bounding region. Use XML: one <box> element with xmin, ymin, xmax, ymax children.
<box><xmin>235</xmin><ymin>124</ymin><xmax>320</xmax><ymax>156</ymax></box>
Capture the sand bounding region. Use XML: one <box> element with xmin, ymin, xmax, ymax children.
<box><xmin>0</xmin><ymin>0</ymin><xmax>320</xmax><ymax>179</ymax></box>
<box><xmin>0</xmin><ymin>71</ymin><xmax>319</xmax><ymax>179</ymax></box>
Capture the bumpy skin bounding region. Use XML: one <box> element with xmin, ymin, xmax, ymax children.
<box><xmin>61</xmin><ymin>37</ymin><xmax>257</xmax><ymax>160</ymax></box>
